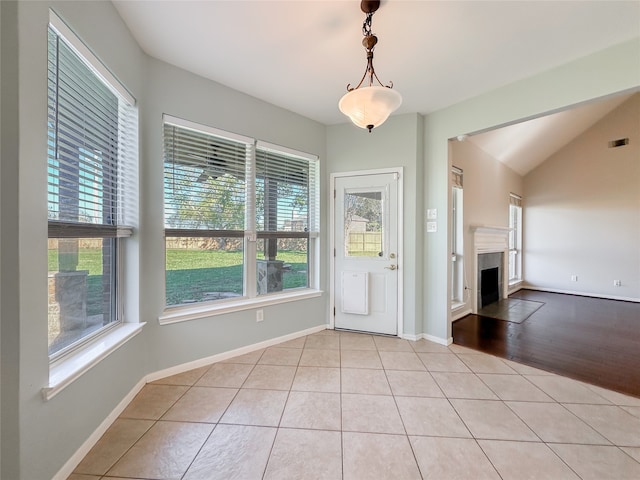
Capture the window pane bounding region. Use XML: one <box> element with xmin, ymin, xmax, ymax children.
<box><xmin>255</xmin><ymin>149</ymin><xmax>310</xmax><ymax>233</ymax></box>
<box><xmin>164</xmin><ymin>124</ymin><xmax>247</xmax><ymax>231</ymax></box>
<box><xmin>47</xmin><ymin>19</ymin><xmax>136</xmax><ymax>358</ymax></box>
<box><xmin>48</xmin><ymin>238</ymin><xmax>116</xmax><ymax>356</ymax></box>
<box><xmin>256</xmin><ymin>238</ymin><xmax>309</xmax><ymax>295</ymax></box>
<box><xmin>451</xmin><ymin>185</ymin><xmax>464</xmax><ymax>303</ymax></box>
<box><xmin>165</xmin><ymin>237</ymin><xmax>244</xmax><ymax>306</ymax></box>
<box><xmin>163</xmin><ymin>118</ymin><xmax>319</xmax><ymax>307</ymax></box>
<box><xmin>48</xmin><ymin>28</ymin><xmax>120</xmax><ymax>225</ymax></box>
<box><xmin>509</xmin><ymin>250</ymin><xmax>517</xmax><ymax>281</ymax></box>
<box><xmin>508</xmin><ymin>203</ymin><xmax>522</xmax><ymax>282</ymax></box>
<box><xmin>344</xmin><ymin>191</ymin><xmax>383</xmax><ymax>257</ymax></box>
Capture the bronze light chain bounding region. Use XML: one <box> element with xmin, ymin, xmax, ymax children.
<box><xmin>346</xmin><ymin>4</ymin><xmax>393</xmax><ymax>92</ymax></box>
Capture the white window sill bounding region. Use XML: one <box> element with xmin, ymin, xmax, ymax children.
<box><xmin>159</xmin><ymin>288</ymin><xmax>324</xmax><ymax>325</ymax></box>
<box><xmin>43</xmin><ymin>322</ymin><xmax>145</xmax><ymax>401</ymax></box>
<box><xmin>451</xmin><ymin>301</ymin><xmax>466</xmax><ymax>311</ymax></box>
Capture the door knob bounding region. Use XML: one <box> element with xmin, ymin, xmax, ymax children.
<box><xmin>385</xmin><ymin>265</ymin><xmax>397</xmax><ymax>270</ymax></box>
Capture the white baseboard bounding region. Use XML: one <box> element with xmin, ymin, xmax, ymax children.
<box><xmin>52</xmin><ymin>377</ymin><xmax>147</xmax><ymax>480</ymax></box>
<box><xmin>53</xmin><ymin>323</ymin><xmax>328</xmax><ymax>480</ymax></box>
<box><xmin>423</xmin><ymin>333</ymin><xmax>453</xmax><ymax>346</ymax></box>
<box><xmin>402</xmin><ymin>332</ymin><xmax>452</xmax><ymax>346</ymax></box>
<box><xmin>146</xmin><ymin>324</ymin><xmax>327</xmax><ymax>383</ymax></box>
<box><xmin>523</xmin><ymin>286</ymin><xmax>640</xmax><ymax>303</ymax></box>
<box><xmin>401</xmin><ymin>333</ymin><xmax>421</xmax><ymax>341</ymax></box>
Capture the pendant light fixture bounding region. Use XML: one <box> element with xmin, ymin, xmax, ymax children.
<box><xmin>339</xmin><ymin>0</ymin><xmax>402</xmax><ymax>132</ymax></box>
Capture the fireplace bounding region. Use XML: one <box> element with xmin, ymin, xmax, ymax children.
<box><xmin>472</xmin><ymin>226</ymin><xmax>510</xmax><ymax>314</ymax></box>
<box><xmin>481</xmin><ymin>267</ymin><xmax>500</xmax><ymax>307</ymax></box>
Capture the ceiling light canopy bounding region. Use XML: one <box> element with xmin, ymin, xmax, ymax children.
<box><xmin>339</xmin><ymin>0</ymin><xmax>402</xmax><ymax>132</ymax></box>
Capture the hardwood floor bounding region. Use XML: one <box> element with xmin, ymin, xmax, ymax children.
<box><xmin>452</xmin><ymin>290</ymin><xmax>640</xmax><ymax>398</ymax></box>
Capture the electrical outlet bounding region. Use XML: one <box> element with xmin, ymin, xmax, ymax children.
<box><xmin>256</xmin><ymin>309</ymin><xmax>264</xmax><ymax>322</ymax></box>
<box><xmin>614</xmin><ymin>280</ymin><xmax>622</xmax><ymax>287</ymax></box>
<box><xmin>571</xmin><ymin>275</ymin><xmax>578</xmax><ymax>282</ymax></box>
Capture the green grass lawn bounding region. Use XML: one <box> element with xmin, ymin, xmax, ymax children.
<box><xmin>49</xmin><ymin>247</ymin><xmax>309</xmax><ymax>309</ymax></box>
<box><xmin>166</xmin><ymin>249</ymin><xmax>308</xmax><ymax>305</ymax></box>
<box><xmin>49</xmin><ymin>248</ymin><xmax>105</xmax><ymax>316</ymax></box>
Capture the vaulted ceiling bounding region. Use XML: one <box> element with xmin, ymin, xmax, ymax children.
<box><xmin>466</xmin><ymin>92</ymin><xmax>635</xmax><ymax>176</ymax></box>
<box><xmin>113</xmin><ymin>1</ymin><xmax>640</xmax><ymax>174</ymax></box>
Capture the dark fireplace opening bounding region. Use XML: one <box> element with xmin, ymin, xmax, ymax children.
<box><xmin>480</xmin><ymin>267</ymin><xmax>500</xmax><ymax>307</ymax></box>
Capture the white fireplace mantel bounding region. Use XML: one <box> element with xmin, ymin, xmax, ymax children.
<box><xmin>471</xmin><ymin>226</ymin><xmax>510</xmax><ymax>313</ymax></box>
<box><xmin>471</xmin><ymin>225</ymin><xmax>511</xmax><ymax>253</ymax></box>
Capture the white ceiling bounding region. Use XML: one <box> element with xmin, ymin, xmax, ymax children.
<box><xmin>113</xmin><ymin>1</ymin><xmax>640</xmax><ymax>126</ymax></box>
<box><xmin>112</xmin><ymin>1</ymin><xmax>640</xmax><ymax>175</ymax></box>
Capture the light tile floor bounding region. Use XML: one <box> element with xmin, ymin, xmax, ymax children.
<box><xmin>70</xmin><ymin>329</ymin><xmax>640</xmax><ymax>480</ymax></box>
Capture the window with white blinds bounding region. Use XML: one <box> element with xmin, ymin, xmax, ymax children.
<box><xmin>255</xmin><ymin>143</ymin><xmax>319</xmax><ymax>258</ymax></box>
<box><xmin>509</xmin><ymin>193</ymin><xmax>523</xmax><ymax>282</ymax></box>
<box><xmin>163</xmin><ymin>116</ymin><xmax>320</xmax><ymax>308</ymax></box>
<box><xmin>451</xmin><ymin>166</ymin><xmax>464</xmax><ymax>304</ymax></box>
<box><xmin>47</xmin><ymin>11</ymin><xmax>138</xmax><ymax>358</ymax></box>
<box><xmin>164</xmin><ymin>122</ymin><xmax>251</xmax><ymax>235</ymax></box>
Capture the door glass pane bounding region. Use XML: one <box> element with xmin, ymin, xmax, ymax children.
<box><xmin>344</xmin><ymin>190</ymin><xmax>383</xmax><ymax>257</ymax></box>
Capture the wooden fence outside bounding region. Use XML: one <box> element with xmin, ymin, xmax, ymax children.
<box><xmin>48</xmin><ymin>237</ymin><xmax>307</xmax><ymax>251</ymax></box>
<box><xmin>348</xmin><ymin>232</ymin><xmax>382</xmax><ymax>254</ymax></box>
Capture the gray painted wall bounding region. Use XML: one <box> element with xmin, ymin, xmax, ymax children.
<box><xmin>141</xmin><ymin>57</ymin><xmax>328</xmax><ymax>374</ymax></box>
<box><xmin>327</xmin><ymin>114</ymin><xmax>424</xmax><ymax>338</ymax></box>
<box><xmin>1</xmin><ymin>2</ymin><xmax>20</xmax><ymax>478</ymax></box>
<box><xmin>6</xmin><ymin>2</ymin><xmax>147</xmax><ymax>478</ymax></box>
<box><xmin>1</xmin><ymin>0</ymin><xmax>638</xmax><ymax>477</ymax></box>
<box><xmin>3</xmin><ymin>1</ymin><xmax>327</xmax><ymax>478</ymax></box>
<box><xmin>524</xmin><ymin>94</ymin><xmax>640</xmax><ymax>299</ymax></box>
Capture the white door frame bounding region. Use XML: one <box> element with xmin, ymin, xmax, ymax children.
<box><xmin>329</xmin><ymin>167</ymin><xmax>404</xmax><ymax>336</ymax></box>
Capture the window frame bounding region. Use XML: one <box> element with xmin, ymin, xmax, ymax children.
<box><xmin>161</xmin><ymin>115</ymin><xmax>321</xmax><ymax>323</ymax></box>
<box><xmin>450</xmin><ymin>166</ymin><xmax>465</xmax><ymax>306</ymax></box>
<box><xmin>47</xmin><ymin>11</ymin><xmax>137</xmax><ymax>363</ymax></box>
<box><xmin>509</xmin><ymin>193</ymin><xmax>523</xmax><ymax>284</ymax></box>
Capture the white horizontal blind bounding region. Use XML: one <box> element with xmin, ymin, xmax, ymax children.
<box><xmin>46</xmin><ymin>11</ymin><xmax>138</xmax><ymax>357</ymax></box>
<box><xmin>451</xmin><ymin>166</ymin><xmax>463</xmax><ymax>188</ymax></box>
<box><xmin>117</xmin><ymin>100</ymin><xmax>139</xmax><ymax>228</ymax></box>
<box><xmin>308</xmin><ymin>159</ymin><xmax>320</xmax><ymax>235</ymax></box>
<box><xmin>255</xmin><ymin>145</ymin><xmax>319</xmax><ymax>236</ymax></box>
<box><xmin>163</xmin><ymin>122</ymin><xmax>252</xmax><ymax>235</ymax></box>
<box><xmin>47</xmin><ymin>24</ymin><xmax>137</xmax><ymax>237</ymax></box>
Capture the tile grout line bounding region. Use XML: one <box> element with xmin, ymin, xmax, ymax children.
<box><xmin>384</xmin><ymin>351</ymin><xmax>425</xmax><ymax>479</ymax></box>
<box><xmin>99</xmin><ymin>376</ymin><xmax>199</xmax><ymax>478</ymax></box>
<box><xmin>259</xmin><ymin>341</ymin><xmax>304</xmax><ymax>480</ymax></box>
<box><xmin>77</xmin><ymin>331</ymin><xmax>640</xmax><ymax>479</ymax></box>
<box><xmin>184</xmin><ymin>349</ymin><xmax>265</xmax><ymax>479</ymax></box>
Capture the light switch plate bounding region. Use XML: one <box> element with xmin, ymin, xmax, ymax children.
<box><xmin>427</xmin><ymin>208</ymin><xmax>437</xmax><ymax>220</ymax></box>
<box><xmin>427</xmin><ymin>222</ymin><xmax>437</xmax><ymax>233</ymax></box>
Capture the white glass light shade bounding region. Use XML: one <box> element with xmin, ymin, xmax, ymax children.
<box><xmin>339</xmin><ymin>85</ymin><xmax>402</xmax><ymax>131</ymax></box>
